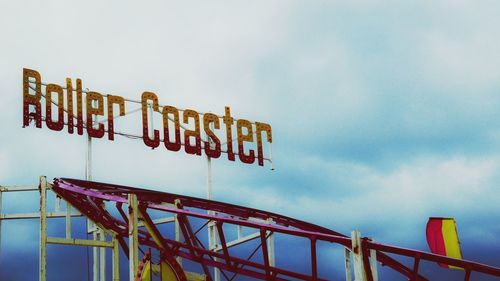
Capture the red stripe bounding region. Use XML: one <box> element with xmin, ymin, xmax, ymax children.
<box><xmin>426</xmin><ymin>218</ymin><xmax>449</xmax><ymax>268</ymax></box>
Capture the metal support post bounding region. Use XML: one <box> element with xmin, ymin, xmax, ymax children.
<box><xmin>128</xmin><ymin>194</ymin><xmax>139</xmax><ymax>281</ymax></box>
<box><xmin>87</xmin><ymin>98</ymin><xmax>107</xmax><ymax>280</ymax></box>
<box><xmin>100</xmin><ymin>229</ymin><xmax>106</xmax><ymax>281</ymax></box>
<box><xmin>207</xmin><ymin>153</ymin><xmax>220</xmax><ymax>281</ymax></box>
<box><xmin>93</xmin><ymin>230</ymin><xmax>99</xmax><ymax>281</ymax></box>
<box><xmin>351</xmin><ymin>230</ymin><xmax>367</xmax><ymax>281</ymax></box>
<box><xmin>86</xmin><ymin>127</ymin><xmax>99</xmax><ymax>281</ymax></box>
<box><xmin>212</xmin><ymin>223</ymin><xmax>221</xmax><ymax>281</ymax></box>
<box><xmin>39</xmin><ymin>176</ymin><xmax>47</xmax><ymax>281</ymax></box>
<box><xmin>269</xmin><ymin>142</ymin><xmax>275</xmax><ymax>170</ymax></box>
<box><xmin>206</xmin><ymin>126</ymin><xmax>221</xmax><ymax>281</ymax></box>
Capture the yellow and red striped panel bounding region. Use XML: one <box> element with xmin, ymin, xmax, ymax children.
<box><xmin>426</xmin><ymin>217</ymin><xmax>463</xmax><ymax>269</ymax></box>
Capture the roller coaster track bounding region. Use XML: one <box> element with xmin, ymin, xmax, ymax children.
<box><xmin>51</xmin><ymin>178</ymin><xmax>500</xmax><ymax>281</ymax></box>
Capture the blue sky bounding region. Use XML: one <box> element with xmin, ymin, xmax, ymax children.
<box><xmin>1</xmin><ymin>1</ymin><xmax>500</xmax><ymax>280</ymax></box>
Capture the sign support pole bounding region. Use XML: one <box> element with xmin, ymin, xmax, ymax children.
<box><xmin>86</xmin><ymin>99</ymin><xmax>106</xmax><ymax>281</ymax></box>
<box><xmin>39</xmin><ymin>176</ymin><xmax>47</xmax><ymax>281</ymax></box>
<box><xmin>206</xmin><ymin>125</ymin><xmax>221</xmax><ymax>281</ymax></box>
<box><xmin>88</xmin><ymin>134</ymin><xmax>100</xmax><ymax>281</ymax></box>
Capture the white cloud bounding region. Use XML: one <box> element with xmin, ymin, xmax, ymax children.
<box><xmin>223</xmin><ymin>155</ymin><xmax>500</xmax><ymax>246</ymax></box>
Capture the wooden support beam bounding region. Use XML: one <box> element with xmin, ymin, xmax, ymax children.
<box><xmin>344</xmin><ymin>248</ymin><xmax>353</xmax><ymax>281</ymax></box>
<box><xmin>351</xmin><ymin>230</ymin><xmax>367</xmax><ymax>281</ymax></box>
<box><xmin>112</xmin><ymin>236</ymin><xmax>120</xmax><ymax>281</ymax></box>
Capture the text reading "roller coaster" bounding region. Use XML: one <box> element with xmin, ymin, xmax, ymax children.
<box><xmin>22</xmin><ymin>68</ymin><xmax>272</xmax><ymax>166</ymax></box>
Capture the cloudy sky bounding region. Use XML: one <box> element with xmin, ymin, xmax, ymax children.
<box><xmin>1</xmin><ymin>1</ymin><xmax>500</xmax><ymax>280</ymax></box>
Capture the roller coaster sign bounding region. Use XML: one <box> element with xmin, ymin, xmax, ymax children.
<box><xmin>22</xmin><ymin>68</ymin><xmax>273</xmax><ymax>166</ymax></box>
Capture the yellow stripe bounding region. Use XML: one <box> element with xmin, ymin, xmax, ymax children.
<box><xmin>141</xmin><ymin>260</ymin><xmax>152</xmax><ymax>281</ymax></box>
<box><xmin>441</xmin><ymin>218</ymin><xmax>463</xmax><ymax>270</ymax></box>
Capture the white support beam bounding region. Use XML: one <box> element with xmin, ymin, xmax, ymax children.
<box><xmin>0</xmin><ymin>211</ymin><xmax>82</xmax><ymax>220</ymax></box>
<box><xmin>268</xmin><ymin>231</ymin><xmax>275</xmax><ymax>266</ymax></box>
<box><xmin>47</xmin><ymin>237</ymin><xmax>114</xmax><ymax>248</ymax></box>
<box><xmin>138</xmin><ymin>216</ymin><xmax>175</xmax><ymax>227</ymax></box>
<box><xmin>55</xmin><ymin>196</ymin><xmax>61</xmax><ymax>212</ymax></box>
<box><xmin>66</xmin><ymin>202</ymin><xmax>72</xmax><ymax>239</ymax></box>
<box><xmin>212</xmin><ymin>232</ymin><xmax>260</xmax><ymax>252</ymax></box>
<box><xmin>0</xmin><ymin>185</ymin><xmax>39</xmax><ymax>192</ymax></box>
<box><xmin>266</xmin><ymin>219</ymin><xmax>275</xmax><ymax>267</ymax></box>
<box><xmin>99</xmin><ymin>230</ymin><xmax>106</xmax><ymax>281</ymax></box>
<box><xmin>152</xmin><ymin>216</ymin><xmax>175</xmax><ymax>224</ymax></box>
<box><xmin>237</xmin><ymin>225</ymin><xmax>243</xmax><ymax>239</ymax></box>
<box><xmin>92</xmin><ymin>230</ymin><xmax>99</xmax><ymax>281</ymax></box>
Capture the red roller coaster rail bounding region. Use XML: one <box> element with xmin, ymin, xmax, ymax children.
<box><xmin>49</xmin><ymin>178</ymin><xmax>500</xmax><ymax>281</ymax></box>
